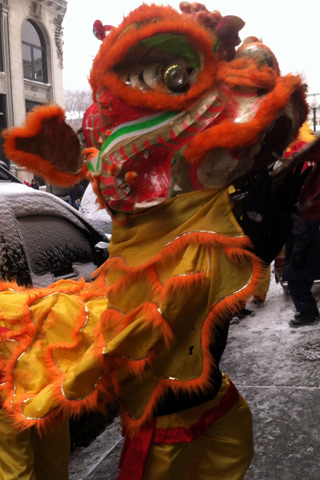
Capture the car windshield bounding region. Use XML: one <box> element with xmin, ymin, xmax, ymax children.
<box><xmin>17</xmin><ymin>216</ymin><xmax>93</xmax><ymax>277</ymax></box>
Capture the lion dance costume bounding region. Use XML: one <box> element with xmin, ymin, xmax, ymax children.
<box><xmin>1</xmin><ymin>2</ymin><xmax>318</xmax><ymax>479</ymax></box>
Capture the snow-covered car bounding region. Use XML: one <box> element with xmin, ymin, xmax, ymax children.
<box><xmin>0</xmin><ymin>175</ymin><xmax>109</xmax><ymax>288</ymax></box>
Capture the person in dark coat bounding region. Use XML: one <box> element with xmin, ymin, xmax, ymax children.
<box><xmin>31</xmin><ymin>177</ymin><xmax>39</xmax><ymax>190</ymax></box>
<box><xmin>67</xmin><ymin>182</ymin><xmax>85</xmax><ymax>209</ymax></box>
<box><xmin>283</xmin><ymin>205</ymin><xmax>320</xmax><ymax>327</ymax></box>
<box><xmin>230</xmin><ymin>165</ymin><xmax>310</xmax><ymax>320</ymax></box>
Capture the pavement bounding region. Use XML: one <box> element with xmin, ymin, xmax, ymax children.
<box><xmin>69</xmin><ymin>275</ymin><xmax>320</xmax><ymax>479</ymax></box>
<box><xmin>221</xmin><ymin>279</ymin><xmax>320</xmax><ymax>480</ymax></box>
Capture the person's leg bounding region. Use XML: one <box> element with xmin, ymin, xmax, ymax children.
<box><xmin>288</xmin><ymin>280</ymin><xmax>318</xmax><ymax>315</ymax></box>
<box><xmin>0</xmin><ymin>408</ymin><xmax>36</xmax><ymax>480</ymax></box>
<box><xmin>288</xmin><ymin>279</ymin><xmax>318</xmax><ymax>326</ymax></box>
<box><xmin>30</xmin><ymin>416</ymin><xmax>70</xmax><ymax>480</ymax></box>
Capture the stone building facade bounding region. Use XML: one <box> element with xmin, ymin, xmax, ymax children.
<box><xmin>0</xmin><ymin>0</ymin><xmax>67</xmax><ymax>179</ymax></box>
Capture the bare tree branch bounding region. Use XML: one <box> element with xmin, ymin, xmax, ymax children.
<box><xmin>64</xmin><ymin>89</ymin><xmax>92</xmax><ymax>131</ymax></box>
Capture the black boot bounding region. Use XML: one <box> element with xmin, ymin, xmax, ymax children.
<box><xmin>294</xmin><ymin>308</ymin><xmax>320</xmax><ymax>320</ymax></box>
<box><xmin>237</xmin><ymin>308</ymin><xmax>254</xmax><ymax>318</ymax></box>
<box><xmin>289</xmin><ymin>313</ymin><xmax>318</xmax><ymax>328</ymax></box>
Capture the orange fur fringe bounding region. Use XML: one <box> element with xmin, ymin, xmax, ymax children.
<box><xmin>185</xmin><ymin>75</ymin><xmax>307</xmax><ymax>164</ymax></box>
<box><xmin>89</xmin><ymin>3</ymin><xmax>217</xmax><ymax>111</ymax></box>
<box><xmin>2</xmin><ymin>104</ymin><xmax>87</xmax><ymax>186</ymax></box>
<box><xmin>92</xmin><ymin>230</ymin><xmax>265</xmax><ymax>433</ymax></box>
<box><xmin>0</xmin><ymin>229</ymin><xmax>263</xmax><ymax>434</ymax></box>
<box><xmin>216</xmin><ymin>57</ymin><xmax>278</xmax><ymax>91</ymax></box>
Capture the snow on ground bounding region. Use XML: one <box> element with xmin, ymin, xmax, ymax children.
<box><xmin>223</xmin><ymin>264</ymin><xmax>320</xmax><ymax>386</ymax></box>
<box><xmin>221</xmin><ymin>266</ymin><xmax>320</xmax><ymax>480</ymax></box>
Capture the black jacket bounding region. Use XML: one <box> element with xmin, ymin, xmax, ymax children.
<box><xmin>283</xmin><ymin>209</ymin><xmax>320</xmax><ymax>282</ymax></box>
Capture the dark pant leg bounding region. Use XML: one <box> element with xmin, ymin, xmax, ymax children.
<box><xmin>288</xmin><ymin>279</ymin><xmax>318</xmax><ymax>316</ymax></box>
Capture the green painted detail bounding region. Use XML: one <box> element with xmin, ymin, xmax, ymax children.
<box><xmin>96</xmin><ymin>153</ymin><xmax>101</xmax><ymax>171</ymax></box>
<box><xmin>134</xmin><ymin>34</ymin><xmax>201</xmax><ymax>70</ymax></box>
<box><xmin>100</xmin><ymin>111</ymin><xmax>178</xmax><ymax>154</ymax></box>
<box><xmin>86</xmin><ymin>152</ymin><xmax>101</xmax><ymax>174</ymax></box>
<box><xmin>87</xmin><ymin>162</ymin><xmax>95</xmax><ymax>172</ymax></box>
<box><xmin>213</xmin><ymin>39</ymin><xmax>220</xmax><ymax>54</ymax></box>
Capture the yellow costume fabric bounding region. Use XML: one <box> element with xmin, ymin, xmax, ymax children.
<box><xmin>253</xmin><ymin>264</ymin><xmax>271</xmax><ymax>302</ymax></box>
<box><xmin>0</xmin><ymin>409</ymin><xmax>69</xmax><ymax>480</ymax></box>
<box><xmin>0</xmin><ymin>189</ymin><xmax>262</xmax><ymax>435</ymax></box>
<box><xmin>143</xmin><ymin>375</ymin><xmax>253</xmax><ymax>480</ymax></box>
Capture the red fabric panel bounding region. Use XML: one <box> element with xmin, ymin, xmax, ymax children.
<box><xmin>153</xmin><ymin>380</ymin><xmax>239</xmax><ymax>444</ymax></box>
<box><xmin>117</xmin><ymin>380</ymin><xmax>239</xmax><ymax>479</ymax></box>
<box><xmin>117</xmin><ymin>418</ymin><xmax>157</xmax><ymax>480</ymax></box>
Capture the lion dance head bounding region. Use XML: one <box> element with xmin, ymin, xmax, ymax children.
<box><xmin>3</xmin><ymin>2</ymin><xmax>311</xmax><ymax>216</ymax></box>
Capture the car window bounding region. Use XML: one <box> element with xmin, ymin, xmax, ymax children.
<box><xmin>0</xmin><ymin>233</ymin><xmax>32</xmax><ymax>286</ymax></box>
<box><xmin>16</xmin><ymin>216</ymin><xmax>93</xmax><ymax>277</ymax></box>
<box><xmin>0</xmin><ymin>206</ymin><xmax>32</xmax><ymax>286</ymax></box>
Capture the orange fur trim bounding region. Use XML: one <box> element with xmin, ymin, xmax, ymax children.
<box><xmin>217</xmin><ymin>58</ymin><xmax>278</xmax><ymax>91</ymax></box>
<box><xmin>0</xmin><ymin>230</ymin><xmax>263</xmax><ymax>434</ymax></box>
<box><xmin>89</xmin><ymin>4</ymin><xmax>217</xmax><ymax>111</ymax></box>
<box><xmin>82</xmin><ymin>147</ymin><xmax>99</xmax><ymax>161</ymax></box>
<box><xmin>0</xmin><ymin>281</ymin><xmax>105</xmax><ymax>431</ymax></box>
<box><xmin>185</xmin><ymin>74</ymin><xmax>307</xmax><ymax>164</ymax></box>
<box><xmin>162</xmin><ymin>272</ymin><xmax>206</xmax><ymax>299</ymax></box>
<box><xmin>42</xmin><ymin>303</ymin><xmax>90</xmax><ymax>377</ymax></box>
<box><xmin>91</xmin><ymin>230</ymin><xmax>264</xmax><ymax>434</ymax></box>
<box><xmin>105</xmin><ymin>231</ymin><xmax>252</xmax><ymax>277</ymax></box>
<box><xmin>0</xmin><ymin>280</ymin><xmax>27</xmax><ymax>293</ymax></box>
<box><xmin>89</xmin><ymin>4</ymin><xmax>182</xmax><ymax>97</ymax></box>
<box><xmin>118</xmin><ymin>245</ymin><xmax>263</xmax><ymax>434</ymax></box>
<box><xmin>3</xmin><ymin>104</ymin><xmax>87</xmax><ymax>186</ymax></box>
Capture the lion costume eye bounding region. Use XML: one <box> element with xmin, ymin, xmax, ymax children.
<box><xmin>121</xmin><ymin>63</ymin><xmax>194</xmax><ymax>93</ymax></box>
<box><xmin>89</xmin><ymin>5</ymin><xmax>218</xmax><ymax>110</ymax></box>
<box><xmin>114</xmin><ymin>34</ymin><xmax>199</xmax><ymax>95</ymax></box>
<box><xmin>162</xmin><ymin>65</ymin><xmax>190</xmax><ymax>91</ymax></box>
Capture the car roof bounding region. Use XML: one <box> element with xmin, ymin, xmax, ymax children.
<box><xmin>0</xmin><ymin>181</ymin><xmax>109</xmax><ymax>240</ymax></box>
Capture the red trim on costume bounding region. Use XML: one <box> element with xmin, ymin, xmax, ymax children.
<box><xmin>153</xmin><ymin>379</ymin><xmax>239</xmax><ymax>444</ymax></box>
<box><xmin>118</xmin><ymin>418</ymin><xmax>157</xmax><ymax>480</ymax></box>
<box><xmin>117</xmin><ymin>380</ymin><xmax>239</xmax><ymax>479</ymax></box>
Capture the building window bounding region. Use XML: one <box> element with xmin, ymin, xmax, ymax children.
<box><xmin>25</xmin><ymin>100</ymin><xmax>43</xmax><ymax>114</ymax></box>
<box><xmin>0</xmin><ymin>19</ymin><xmax>3</xmax><ymax>73</ymax></box>
<box><xmin>22</xmin><ymin>20</ymin><xmax>47</xmax><ymax>83</ymax></box>
<box><xmin>0</xmin><ymin>94</ymin><xmax>9</xmax><ymax>166</ymax></box>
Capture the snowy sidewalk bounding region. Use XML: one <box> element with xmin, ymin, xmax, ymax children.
<box><xmin>221</xmin><ymin>271</ymin><xmax>320</xmax><ymax>480</ymax></box>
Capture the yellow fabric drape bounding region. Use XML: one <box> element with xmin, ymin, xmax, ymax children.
<box><xmin>0</xmin><ymin>408</ymin><xmax>69</xmax><ymax>480</ymax></box>
<box><xmin>0</xmin><ymin>188</ymin><xmax>262</xmax><ymax>434</ymax></box>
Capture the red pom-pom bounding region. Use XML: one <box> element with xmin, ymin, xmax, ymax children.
<box><xmin>93</xmin><ymin>20</ymin><xmax>113</xmax><ymax>41</ymax></box>
<box><xmin>125</xmin><ymin>171</ymin><xmax>139</xmax><ymax>186</ymax></box>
